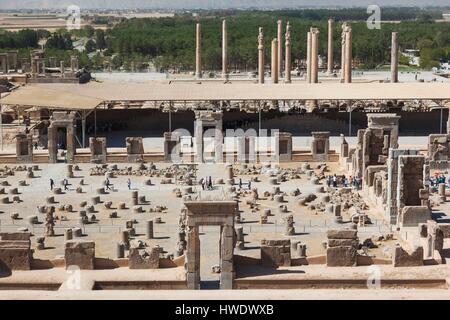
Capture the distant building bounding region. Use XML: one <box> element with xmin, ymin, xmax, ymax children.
<box><xmin>401</xmin><ymin>49</ymin><xmax>420</xmax><ymax>66</ymax></box>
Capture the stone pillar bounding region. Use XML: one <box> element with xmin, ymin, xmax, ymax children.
<box><xmin>186</xmin><ymin>226</ymin><xmax>200</xmax><ymax>289</ymax></box>
<box><xmin>391</xmin><ymin>32</ymin><xmax>399</xmax><ymax>83</ymax></box>
<box><xmin>340</xmin><ymin>134</ymin><xmax>349</xmax><ymax>158</ymax></box>
<box><xmin>344</xmin><ymin>26</ymin><xmax>352</xmax><ymax>83</ymax></box>
<box><xmin>163</xmin><ymin>132</ymin><xmax>181</xmax><ymax>162</ymax></box>
<box><xmin>215</xmin><ymin>116</ymin><xmax>223</xmax><ymax>164</ymax></box>
<box><xmin>306</xmin><ymin>31</ymin><xmax>312</xmax><ymax>83</ymax></box>
<box><xmin>195</xmin><ymin>23</ymin><xmax>202</xmax><ymax>79</ymax></box>
<box><xmin>126</xmin><ymin>137</ymin><xmax>144</xmax><ymax>162</ymax></box>
<box><xmin>70</xmin><ymin>56</ymin><xmax>78</xmax><ymax>72</ymax></box>
<box><xmin>0</xmin><ymin>54</ymin><xmax>7</xmax><ymax>74</ymax></box>
<box><xmin>237</xmin><ymin>136</ymin><xmax>256</xmax><ymax>164</ymax></box>
<box><xmin>340</xmin><ymin>22</ymin><xmax>349</xmax><ymax>79</ymax></box>
<box><xmin>438</xmin><ymin>183</ymin><xmax>446</xmax><ymax>202</ymax></box>
<box><xmin>327</xmin><ymin>19</ymin><xmax>335</xmax><ymax>75</ymax></box>
<box><xmin>15</xmin><ymin>133</ymin><xmax>33</xmax><ymax>163</ymax></box>
<box><xmin>258</xmin><ymin>27</ymin><xmax>264</xmax><ymax>84</ymax></box>
<box><xmin>222</xmin><ymin>19</ymin><xmax>228</xmax><ymax>79</ymax></box>
<box><xmin>271</xmin><ymin>38</ymin><xmax>279</xmax><ymax>84</ymax></box>
<box><xmin>277</xmin><ymin>20</ymin><xmax>283</xmax><ymax>78</ymax></box>
<box><xmin>89</xmin><ymin>137</ymin><xmax>107</xmax><ymax>164</ymax></box>
<box><xmin>220</xmin><ymin>224</ymin><xmax>235</xmax><ymax>289</ymax></box>
<box><xmin>60</xmin><ymin>61</ymin><xmax>65</xmax><ymax>77</ymax></box>
<box><xmin>31</xmin><ymin>58</ymin><xmax>37</xmax><ymax>78</ymax></box>
<box><xmin>310</xmin><ymin>28</ymin><xmax>320</xmax><ymax>84</ymax></box>
<box><xmin>275</xmin><ymin>132</ymin><xmax>292</xmax><ymax>162</ymax></box>
<box><xmin>146</xmin><ymin>220</ymin><xmax>154</xmax><ymax>239</ymax></box>
<box><xmin>284</xmin><ymin>22</ymin><xmax>292</xmax><ymax>83</ymax></box>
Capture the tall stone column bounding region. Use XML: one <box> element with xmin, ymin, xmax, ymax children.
<box><xmin>311</xmin><ymin>28</ymin><xmax>320</xmax><ymax>84</ymax></box>
<box><xmin>284</xmin><ymin>22</ymin><xmax>292</xmax><ymax>83</ymax></box>
<box><xmin>277</xmin><ymin>20</ymin><xmax>283</xmax><ymax>78</ymax></box>
<box><xmin>271</xmin><ymin>38</ymin><xmax>279</xmax><ymax>84</ymax></box>
<box><xmin>60</xmin><ymin>61</ymin><xmax>65</xmax><ymax>78</ymax></box>
<box><xmin>391</xmin><ymin>32</ymin><xmax>399</xmax><ymax>83</ymax></box>
<box><xmin>327</xmin><ymin>19</ymin><xmax>335</xmax><ymax>75</ymax></box>
<box><xmin>222</xmin><ymin>19</ymin><xmax>228</xmax><ymax>79</ymax></box>
<box><xmin>306</xmin><ymin>31</ymin><xmax>312</xmax><ymax>83</ymax></box>
<box><xmin>344</xmin><ymin>26</ymin><xmax>352</xmax><ymax>83</ymax></box>
<box><xmin>258</xmin><ymin>27</ymin><xmax>264</xmax><ymax>84</ymax></box>
<box><xmin>341</xmin><ymin>22</ymin><xmax>349</xmax><ymax>80</ymax></box>
<box><xmin>194</xmin><ymin>117</ymin><xmax>203</xmax><ymax>163</ymax></box>
<box><xmin>195</xmin><ymin>23</ymin><xmax>202</xmax><ymax>79</ymax></box>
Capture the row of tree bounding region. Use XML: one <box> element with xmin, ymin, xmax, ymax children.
<box><xmin>0</xmin><ymin>9</ymin><xmax>449</xmax><ymax>71</ymax></box>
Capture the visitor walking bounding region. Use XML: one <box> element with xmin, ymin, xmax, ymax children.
<box><xmin>332</xmin><ymin>174</ymin><xmax>337</xmax><ymax>188</ymax></box>
<box><xmin>50</xmin><ymin>178</ymin><xmax>54</xmax><ymax>191</ymax></box>
<box><xmin>105</xmin><ymin>178</ymin><xmax>112</xmax><ymax>190</ymax></box>
<box><xmin>127</xmin><ymin>178</ymin><xmax>131</xmax><ymax>190</ymax></box>
<box><xmin>199</xmin><ymin>178</ymin><xmax>205</xmax><ymax>190</ymax></box>
<box><xmin>63</xmin><ymin>179</ymin><xmax>69</xmax><ymax>191</ymax></box>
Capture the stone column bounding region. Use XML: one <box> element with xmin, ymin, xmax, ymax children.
<box><xmin>447</xmin><ymin>112</ymin><xmax>450</xmax><ymax>134</ymax></box>
<box><xmin>0</xmin><ymin>55</ymin><xmax>7</xmax><ymax>74</ymax></box>
<box><xmin>306</xmin><ymin>31</ymin><xmax>312</xmax><ymax>83</ymax></box>
<box><xmin>194</xmin><ymin>117</ymin><xmax>203</xmax><ymax>163</ymax></box>
<box><xmin>284</xmin><ymin>22</ymin><xmax>292</xmax><ymax>83</ymax></box>
<box><xmin>391</xmin><ymin>32</ymin><xmax>399</xmax><ymax>83</ymax></box>
<box><xmin>327</xmin><ymin>19</ymin><xmax>334</xmax><ymax>75</ymax></box>
<box><xmin>60</xmin><ymin>61</ymin><xmax>65</xmax><ymax>77</ymax></box>
<box><xmin>215</xmin><ymin>116</ymin><xmax>223</xmax><ymax>163</ymax></box>
<box><xmin>271</xmin><ymin>38</ymin><xmax>279</xmax><ymax>84</ymax></box>
<box><xmin>277</xmin><ymin>20</ymin><xmax>283</xmax><ymax>78</ymax></box>
<box><xmin>220</xmin><ymin>224</ymin><xmax>235</xmax><ymax>289</ymax></box>
<box><xmin>186</xmin><ymin>226</ymin><xmax>200</xmax><ymax>289</ymax></box>
<box><xmin>258</xmin><ymin>27</ymin><xmax>264</xmax><ymax>84</ymax></box>
<box><xmin>146</xmin><ymin>220</ymin><xmax>154</xmax><ymax>239</ymax></box>
<box><xmin>341</xmin><ymin>22</ymin><xmax>348</xmax><ymax>79</ymax></box>
<box><xmin>311</xmin><ymin>28</ymin><xmax>320</xmax><ymax>84</ymax></box>
<box><xmin>344</xmin><ymin>26</ymin><xmax>352</xmax><ymax>83</ymax></box>
<box><xmin>195</xmin><ymin>23</ymin><xmax>202</xmax><ymax>79</ymax></box>
<box><xmin>222</xmin><ymin>19</ymin><xmax>228</xmax><ymax>79</ymax></box>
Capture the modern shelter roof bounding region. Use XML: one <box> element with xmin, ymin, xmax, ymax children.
<box><xmin>1</xmin><ymin>81</ymin><xmax>449</xmax><ymax>110</ymax></box>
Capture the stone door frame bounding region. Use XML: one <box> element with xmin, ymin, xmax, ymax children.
<box><xmin>47</xmin><ymin>112</ymin><xmax>76</xmax><ymax>163</ymax></box>
<box><xmin>184</xmin><ymin>201</ymin><xmax>237</xmax><ymax>289</ymax></box>
<box><xmin>194</xmin><ymin>111</ymin><xmax>223</xmax><ymax>163</ymax></box>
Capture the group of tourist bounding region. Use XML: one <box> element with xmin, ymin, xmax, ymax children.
<box><xmin>238</xmin><ymin>178</ymin><xmax>251</xmax><ymax>190</ymax></box>
<box><xmin>428</xmin><ymin>172</ymin><xmax>450</xmax><ymax>189</ymax></box>
<box><xmin>200</xmin><ymin>176</ymin><xmax>213</xmax><ymax>190</ymax></box>
<box><xmin>326</xmin><ymin>174</ymin><xmax>362</xmax><ymax>190</ymax></box>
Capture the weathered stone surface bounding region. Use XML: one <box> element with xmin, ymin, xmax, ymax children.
<box><xmin>326</xmin><ymin>229</ymin><xmax>357</xmax><ymax>239</ymax></box>
<box><xmin>260</xmin><ymin>239</ymin><xmax>291</xmax><ymax>268</ymax></box>
<box><xmin>392</xmin><ymin>245</ymin><xmax>423</xmax><ymax>267</ymax></box>
<box><xmin>398</xmin><ymin>206</ymin><xmax>431</xmax><ymax>227</ymax></box>
<box><xmin>0</xmin><ymin>232</ymin><xmax>32</xmax><ymax>271</ymax></box>
<box><xmin>128</xmin><ymin>247</ymin><xmax>159</xmax><ymax>269</ymax></box>
<box><xmin>64</xmin><ymin>240</ymin><xmax>95</xmax><ymax>270</ymax></box>
<box><xmin>326</xmin><ymin>246</ymin><xmax>357</xmax><ymax>267</ymax></box>
<box><xmin>327</xmin><ymin>239</ymin><xmax>358</xmax><ymax>248</ymax></box>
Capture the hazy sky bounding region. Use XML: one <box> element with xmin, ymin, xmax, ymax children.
<box><xmin>1</xmin><ymin>0</ymin><xmax>449</xmax><ymax>10</ymax></box>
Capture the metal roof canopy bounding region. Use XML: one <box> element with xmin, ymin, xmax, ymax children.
<box><xmin>0</xmin><ymin>82</ymin><xmax>449</xmax><ymax>110</ymax></box>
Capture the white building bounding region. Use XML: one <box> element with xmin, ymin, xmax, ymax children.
<box><xmin>401</xmin><ymin>49</ymin><xmax>420</xmax><ymax>66</ymax></box>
